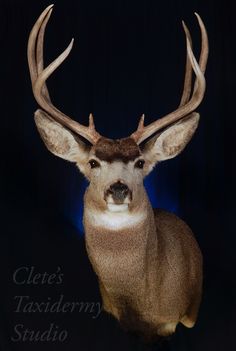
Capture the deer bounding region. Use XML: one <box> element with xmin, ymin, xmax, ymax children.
<box><xmin>27</xmin><ymin>5</ymin><xmax>208</xmax><ymax>341</ymax></box>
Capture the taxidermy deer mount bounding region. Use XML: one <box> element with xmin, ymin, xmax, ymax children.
<box><xmin>28</xmin><ymin>5</ymin><xmax>208</xmax><ymax>341</ymax></box>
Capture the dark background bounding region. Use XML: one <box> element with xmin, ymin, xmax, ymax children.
<box><xmin>0</xmin><ymin>0</ymin><xmax>235</xmax><ymax>350</ymax></box>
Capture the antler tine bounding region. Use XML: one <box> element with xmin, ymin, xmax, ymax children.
<box><xmin>28</xmin><ymin>5</ymin><xmax>101</xmax><ymax>145</ymax></box>
<box><xmin>131</xmin><ymin>14</ymin><xmax>208</xmax><ymax>145</ymax></box>
<box><xmin>179</xmin><ymin>21</ymin><xmax>193</xmax><ymax>107</ymax></box>
<box><xmin>180</xmin><ymin>13</ymin><xmax>209</xmax><ymax>106</ymax></box>
<box><xmin>180</xmin><ymin>13</ymin><xmax>208</xmax><ymax>105</ymax></box>
<box><xmin>28</xmin><ymin>5</ymin><xmax>53</xmax><ymax>87</ymax></box>
<box><xmin>195</xmin><ymin>13</ymin><xmax>208</xmax><ymax>75</ymax></box>
<box><xmin>36</xmin><ymin>6</ymin><xmax>53</xmax><ymax>101</ymax></box>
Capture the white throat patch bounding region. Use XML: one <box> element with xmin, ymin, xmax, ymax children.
<box><xmin>86</xmin><ymin>208</ymin><xmax>147</xmax><ymax>230</ymax></box>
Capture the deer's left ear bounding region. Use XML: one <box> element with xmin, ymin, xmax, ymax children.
<box><xmin>142</xmin><ymin>112</ymin><xmax>200</xmax><ymax>174</ymax></box>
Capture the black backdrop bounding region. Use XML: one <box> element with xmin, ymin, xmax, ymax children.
<box><xmin>1</xmin><ymin>0</ymin><xmax>235</xmax><ymax>350</ymax></box>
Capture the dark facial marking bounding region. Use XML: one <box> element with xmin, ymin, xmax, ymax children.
<box><xmin>94</xmin><ymin>137</ymin><xmax>141</xmax><ymax>163</ymax></box>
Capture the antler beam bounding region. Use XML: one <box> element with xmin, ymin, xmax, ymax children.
<box><xmin>131</xmin><ymin>13</ymin><xmax>208</xmax><ymax>144</ymax></box>
<box><xmin>27</xmin><ymin>5</ymin><xmax>101</xmax><ymax>144</ymax></box>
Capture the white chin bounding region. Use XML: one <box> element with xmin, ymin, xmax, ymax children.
<box><xmin>107</xmin><ymin>204</ymin><xmax>129</xmax><ymax>212</ymax></box>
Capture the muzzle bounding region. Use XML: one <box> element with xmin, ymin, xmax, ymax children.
<box><xmin>105</xmin><ymin>181</ymin><xmax>132</xmax><ymax>204</ymax></box>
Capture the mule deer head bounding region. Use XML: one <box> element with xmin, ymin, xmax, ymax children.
<box><xmin>28</xmin><ymin>5</ymin><xmax>208</xmax><ymax>341</ymax></box>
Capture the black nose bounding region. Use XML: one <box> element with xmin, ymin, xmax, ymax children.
<box><xmin>110</xmin><ymin>181</ymin><xmax>129</xmax><ymax>194</ymax></box>
<box><xmin>108</xmin><ymin>181</ymin><xmax>130</xmax><ymax>203</ymax></box>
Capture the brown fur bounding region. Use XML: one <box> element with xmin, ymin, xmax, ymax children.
<box><xmin>95</xmin><ymin>137</ymin><xmax>141</xmax><ymax>162</ymax></box>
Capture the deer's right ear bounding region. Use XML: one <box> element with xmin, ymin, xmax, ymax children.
<box><xmin>34</xmin><ymin>110</ymin><xmax>90</xmax><ymax>169</ymax></box>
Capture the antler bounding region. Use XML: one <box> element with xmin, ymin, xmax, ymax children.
<box><xmin>131</xmin><ymin>13</ymin><xmax>209</xmax><ymax>145</ymax></box>
<box><xmin>27</xmin><ymin>5</ymin><xmax>101</xmax><ymax>145</ymax></box>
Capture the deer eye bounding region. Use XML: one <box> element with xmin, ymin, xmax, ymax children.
<box><xmin>135</xmin><ymin>159</ymin><xmax>145</xmax><ymax>169</ymax></box>
<box><xmin>89</xmin><ymin>159</ymin><xmax>100</xmax><ymax>169</ymax></box>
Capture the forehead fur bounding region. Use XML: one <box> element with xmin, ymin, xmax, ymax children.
<box><xmin>94</xmin><ymin>137</ymin><xmax>141</xmax><ymax>163</ymax></box>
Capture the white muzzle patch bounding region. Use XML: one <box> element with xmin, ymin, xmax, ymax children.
<box><xmin>107</xmin><ymin>203</ymin><xmax>129</xmax><ymax>212</ymax></box>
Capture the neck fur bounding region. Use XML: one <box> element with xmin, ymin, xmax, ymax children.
<box><xmin>83</xmin><ymin>190</ymin><xmax>157</xmax><ymax>297</ymax></box>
